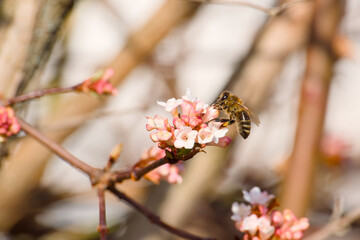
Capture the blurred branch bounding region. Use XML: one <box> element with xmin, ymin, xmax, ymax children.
<box><xmin>6</xmin><ymin>85</ymin><xmax>77</xmax><ymax>106</ymax></box>
<box><xmin>0</xmin><ymin>0</ymin><xmax>199</xmax><ymax>230</ymax></box>
<box><xmin>224</xmin><ymin>0</ymin><xmax>315</xmax><ymax>110</ymax></box>
<box><xmin>0</xmin><ymin>0</ymin><xmax>38</xmax><ymax>97</ymax></box>
<box><xmin>16</xmin><ymin>117</ymin><xmax>98</xmax><ymax>178</ymax></box>
<box><xmin>15</xmin><ymin>0</ymin><xmax>76</xmax><ymax>95</ymax></box>
<box><xmin>281</xmin><ymin>0</ymin><xmax>345</xmax><ymax>216</ymax></box>
<box><xmin>97</xmin><ymin>187</ymin><xmax>108</xmax><ymax>240</ymax></box>
<box><xmin>305</xmin><ymin>207</ymin><xmax>360</xmax><ymax>240</ymax></box>
<box><xmin>108</xmin><ymin>185</ymin><xmax>216</xmax><ymax>240</ymax></box>
<box><xmin>187</xmin><ymin>0</ymin><xmax>314</xmax><ymax>16</ymax></box>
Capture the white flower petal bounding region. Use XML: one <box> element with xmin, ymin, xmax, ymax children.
<box><xmin>243</xmin><ymin>187</ymin><xmax>274</xmax><ymax>205</ymax></box>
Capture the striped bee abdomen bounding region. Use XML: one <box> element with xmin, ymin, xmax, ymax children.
<box><xmin>236</xmin><ymin>111</ymin><xmax>251</xmax><ymax>139</ymax></box>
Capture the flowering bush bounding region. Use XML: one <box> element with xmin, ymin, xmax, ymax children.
<box><xmin>0</xmin><ymin>106</ymin><xmax>21</xmax><ymax>142</ymax></box>
<box><xmin>147</xmin><ymin>89</ymin><xmax>231</xmax><ymax>154</ymax></box>
<box><xmin>231</xmin><ymin>187</ymin><xmax>309</xmax><ymax>240</ymax></box>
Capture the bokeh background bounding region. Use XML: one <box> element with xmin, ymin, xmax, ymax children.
<box><xmin>0</xmin><ymin>0</ymin><xmax>360</xmax><ymax>239</ymax></box>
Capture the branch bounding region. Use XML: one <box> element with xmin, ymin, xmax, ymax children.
<box><xmin>6</xmin><ymin>86</ymin><xmax>77</xmax><ymax>105</ymax></box>
<box><xmin>280</xmin><ymin>0</ymin><xmax>345</xmax><ymax>216</ymax></box>
<box><xmin>16</xmin><ymin>117</ymin><xmax>100</xmax><ymax>180</ymax></box>
<box><xmin>97</xmin><ymin>187</ymin><xmax>108</xmax><ymax>240</ymax></box>
<box><xmin>186</xmin><ymin>0</ymin><xmax>314</xmax><ymax>16</ymax></box>
<box><xmin>108</xmin><ymin>185</ymin><xmax>216</xmax><ymax>240</ymax></box>
<box><xmin>114</xmin><ymin>149</ymin><xmax>202</xmax><ymax>183</ymax></box>
<box><xmin>305</xmin><ymin>207</ymin><xmax>360</xmax><ymax>240</ymax></box>
<box><xmin>131</xmin><ymin>157</ymin><xmax>168</xmax><ymax>180</ymax></box>
<box><xmin>16</xmin><ymin>0</ymin><xmax>76</xmax><ymax>95</ymax></box>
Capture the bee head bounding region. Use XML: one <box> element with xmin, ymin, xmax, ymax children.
<box><xmin>212</xmin><ymin>90</ymin><xmax>230</xmax><ymax>107</ymax></box>
<box><xmin>220</xmin><ymin>91</ymin><xmax>230</xmax><ymax>101</ymax></box>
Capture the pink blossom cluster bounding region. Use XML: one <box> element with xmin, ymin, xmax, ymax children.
<box><xmin>136</xmin><ymin>146</ymin><xmax>184</xmax><ymax>184</ymax></box>
<box><xmin>77</xmin><ymin>68</ymin><xmax>118</xmax><ymax>96</ymax></box>
<box><xmin>146</xmin><ymin>89</ymin><xmax>231</xmax><ymax>152</ymax></box>
<box><xmin>231</xmin><ymin>187</ymin><xmax>309</xmax><ymax>240</ymax></box>
<box><xmin>0</xmin><ymin>106</ymin><xmax>20</xmax><ymax>142</ymax></box>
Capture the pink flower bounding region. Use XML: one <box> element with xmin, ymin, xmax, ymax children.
<box><xmin>181</xmin><ymin>114</ymin><xmax>202</xmax><ymax>128</ymax></box>
<box><xmin>207</xmin><ymin>122</ymin><xmax>228</xmax><ymax>143</ymax></box>
<box><xmin>197</xmin><ymin>122</ymin><xmax>228</xmax><ymax>144</ymax></box>
<box><xmin>212</xmin><ymin>136</ymin><xmax>232</xmax><ymax>147</ymax></box>
<box><xmin>182</xmin><ymin>88</ymin><xmax>197</xmax><ymax>102</ymax></box>
<box><xmin>240</xmin><ymin>214</ymin><xmax>260</xmax><ymax>236</ymax></box>
<box><xmin>146</xmin><ymin>116</ymin><xmax>173</xmax><ymax>143</ymax></box>
<box><xmin>258</xmin><ymin>217</ymin><xmax>275</xmax><ymax>240</ymax></box>
<box><xmin>77</xmin><ymin>68</ymin><xmax>117</xmax><ymax>95</ymax></box>
<box><xmin>197</xmin><ymin>127</ymin><xmax>213</xmax><ymax>144</ymax></box>
<box><xmin>271</xmin><ymin>209</ymin><xmax>309</xmax><ymax>240</ymax></box>
<box><xmin>239</xmin><ymin>215</ymin><xmax>274</xmax><ymax>240</ymax></box>
<box><xmin>158</xmin><ymin>98</ymin><xmax>183</xmax><ymax>112</ymax></box>
<box><xmin>231</xmin><ymin>202</ymin><xmax>251</xmax><ymax>222</ymax></box>
<box><xmin>150</xmin><ymin>130</ymin><xmax>173</xmax><ymax>142</ymax></box>
<box><xmin>141</xmin><ymin>146</ymin><xmax>166</xmax><ymax>161</ymax></box>
<box><xmin>202</xmin><ymin>106</ymin><xmax>219</xmax><ymax>122</ymax></box>
<box><xmin>146</xmin><ymin>115</ymin><xmax>170</xmax><ymax>131</ymax></box>
<box><xmin>145</xmin><ymin>162</ymin><xmax>184</xmax><ymax>184</ymax></box>
<box><xmin>271</xmin><ymin>211</ymin><xmax>284</xmax><ymax>226</ymax></box>
<box><xmin>0</xmin><ymin>106</ymin><xmax>20</xmax><ymax>142</ymax></box>
<box><xmin>174</xmin><ymin>126</ymin><xmax>198</xmax><ymax>149</ymax></box>
<box><xmin>173</xmin><ymin>117</ymin><xmax>186</xmax><ymax>129</ymax></box>
<box><xmin>181</xmin><ymin>101</ymin><xmax>197</xmax><ymax>119</ymax></box>
<box><xmin>243</xmin><ymin>187</ymin><xmax>274</xmax><ymax>206</ymax></box>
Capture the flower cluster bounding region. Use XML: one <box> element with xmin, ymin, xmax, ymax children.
<box><xmin>0</xmin><ymin>106</ymin><xmax>20</xmax><ymax>142</ymax></box>
<box><xmin>231</xmin><ymin>187</ymin><xmax>309</xmax><ymax>240</ymax></box>
<box><xmin>146</xmin><ymin>89</ymin><xmax>231</xmax><ymax>154</ymax></box>
<box><xmin>136</xmin><ymin>146</ymin><xmax>184</xmax><ymax>184</ymax></box>
<box><xmin>76</xmin><ymin>68</ymin><xmax>118</xmax><ymax>96</ymax></box>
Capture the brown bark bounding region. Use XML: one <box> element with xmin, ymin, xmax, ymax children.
<box><xmin>0</xmin><ymin>0</ymin><xmax>38</xmax><ymax>97</ymax></box>
<box><xmin>15</xmin><ymin>0</ymin><xmax>76</xmax><ymax>95</ymax></box>
<box><xmin>226</xmin><ymin>0</ymin><xmax>315</xmax><ymax>109</ymax></box>
<box><xmin>281</xmin><ymin>0</ymin><xmax>344</xmax><ymax>217</ymax></box>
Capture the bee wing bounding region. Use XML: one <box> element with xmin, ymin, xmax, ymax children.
<box><xmin>240</xmin><ymin>105</ymin><xmax>260</xmax><ymax>126</ymax></box>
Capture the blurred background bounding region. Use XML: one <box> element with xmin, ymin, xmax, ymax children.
<box><xmin>0</xmin><ymin>0</ymin><xmax>359</xmax><ymax>239</ymax></box>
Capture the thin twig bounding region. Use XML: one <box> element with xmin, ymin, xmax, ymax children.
<box><xmin>97</xmin><ymin>187</ymin><xmax>108</xmax><ymax>240</ymax></box>
<box><xmin>112</xmin><ymin>158</ymin><xmax>169</xmax><ymax>183</ymax></box>
<box><xmin>115</xmin><ymin>149</ymin><xmax>202</xmax><ymax>183</ymax></box>
<box><xmin>305</xmin><ymin>207</ymin><xmax>360</xmax><ymax>240</ymax></box>
<box><xmin>131</xmin><ymin>157</ymin><xmax>168</xmax><ymax>180</ymax></box>
<box><xmin>16</xmin><ymin>117</ymin><xmax>100</xmax><ymax>180</ymax></box>
<box><xmin>108</xmin><ymin>185</ymin><xmax>217</xmax><ymax>240</ymax></box>
<box><xmin>6</xmin><ymin>86</ymin><xmax>77</xmax><ymax>105</ymax></box>
<box><xmin>186</xmin><ymin>0</ymin><xmax>314</xmax><ymax>16</ymax></box>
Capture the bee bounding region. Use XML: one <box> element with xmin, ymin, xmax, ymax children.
<box><xmin>211</xmin><ymin>90</ymin><xmax>260</xmax><ymax>139</ymax></box>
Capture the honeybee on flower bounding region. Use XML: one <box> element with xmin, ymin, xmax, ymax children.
<box><xmin>146</xmin><ymin>89</ymin><xmax>231</xmax><ymax>152</ymax></box>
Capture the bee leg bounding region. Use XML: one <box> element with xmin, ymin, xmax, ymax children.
<box><xmin>212</xmin><ymin>105</ymin><xmax>223</xmax><ymax>110</ymax></box>
<box><xmin>211</xmin><ymin>118</ymin><xmax>235</xmax><ymax>127</ymax></box>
